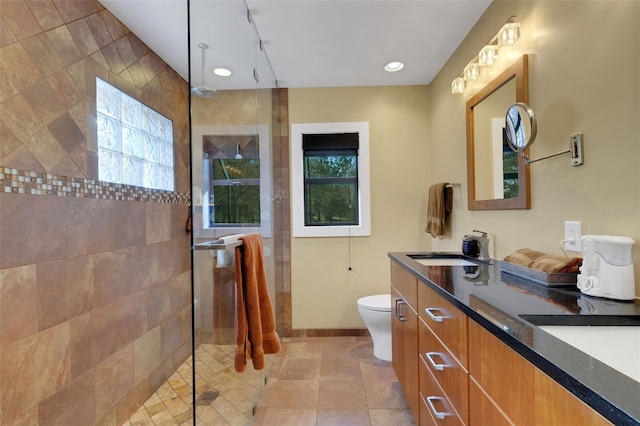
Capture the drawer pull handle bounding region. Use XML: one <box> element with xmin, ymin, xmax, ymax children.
<box><xmin>426</xmin><ymin>396</ymin><xmax>451</xmax><ymax>420</ymax></box>
<box><xmin>424</xmin><ymin>307</ymin><xmax>447</xmax><ymax>322</ymax></box>
<box><xmin>395</xmin><ymin>298</ymin><xmax>407</xmax><ymax>321</ymax></box>
<box><xmin>425</xmin><ymin>352</ymin><xmax>448</xmax><ymax>371</ymax></box>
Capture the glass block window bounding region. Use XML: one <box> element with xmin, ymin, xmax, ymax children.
<box><xmin>96</xmin><ymin>77</ymin><xmax>174</xmax><ymax>191</ymax></box>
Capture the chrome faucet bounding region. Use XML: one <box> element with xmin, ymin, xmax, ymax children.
<box><xmin>464</xmin><ymin>230</ymin><xmax>491</xmax><ymax>262</ymax></box>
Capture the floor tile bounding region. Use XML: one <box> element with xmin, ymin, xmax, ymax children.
<box><xmin>318</xmin><ymin>380</ymin><xmax>367</xmax><ymax>409</ymax></box>
<box><xmin>124</xmin><ymin>336</ymin><xmax>415</xmax><ymax>425</ymax></box>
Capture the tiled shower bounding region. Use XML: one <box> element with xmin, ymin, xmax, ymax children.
<box><xmin>0</xmin><ymin>0</ymin><xmax>291</xmax><ymax>424</ymax></box>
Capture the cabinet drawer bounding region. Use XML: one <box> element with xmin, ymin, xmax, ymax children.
<box><xmin>419</xmin><ymin>357</ymin><xmax>464</xmax><ymax>426</ymax></box>
<box><xmin>391</xmin><ymin>261</ymin><xmax>418</xmax><ymax>311</ymax></box>
<box><xmin>419</xmin><ymin>318</ymin><xmax>469</xmax><ymax>424</ymax></box>
<box><xmin>418</xmin><ymin>283</ymin><xmax>468</xmax><ymax>368</ymax></box>
<box><xmin>469</xmin><ymin>377</ymin><xmax>513</xmax><ymax>426</ymax></box>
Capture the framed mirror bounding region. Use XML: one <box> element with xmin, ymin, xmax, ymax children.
<box><xmin>466</xmin><ymin>54</ymin><xmax>530</xmax><ymax>210</ymax></box>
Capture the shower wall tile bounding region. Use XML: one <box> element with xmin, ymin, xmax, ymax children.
<box><xmin>133</xmin><ymin>325</ymin><xmax>161</xmax><ymax>384</ymax></box>
<box><xmin>131</xmin><ymin>242</ymin><xmax>161</xmax><ymax>290</ymax></box>
<box><xmin>158</xmin><ymin>238</ymin><xmax>186</xmax><ymax>283</ymax></box>
<box><xmin>45</xmin><ymin>25</ymin><xmax>84</xmax><ymax>67</ymax></box>
<box><xmin>92</xmin><ymin>248</ymin><xmax>132</xmax><ymax>308</ymax></box>
<box><xmin>161</xmin><ymin>314</ymin><xmax>183</xmax><ymax>360</ymax></box>
<box><xmin>1</xmin><ymin>93</ymin><xmax>44</xmax><ymax>142</ymax></box>
<box><xmin>48</xmin><ymin>111</ymin><xmax>85</xmax><ymax>154</ymax></box>
<box><xmin>0</xmin><ymin>0</ymin><xmax>41</xmax><ymax>40</ymax></box>
<box><xmin>37</xmin><ymin>255</ymin><xmax>93</xmax><ymax>331</ymax></box>
<box><xmin>0</xmin><ymin>42</ymin><xmax>43</xmax><ymax>94</ymax></box>
<box><xmin>115</xmin><ymin>290</ymin><xmax>149</xmax><ymax>349</ymax></box>
<box><xmin>39</xmin><ymin>370</ymin><xmax>96</xmax><ymax>426</ymax></box>
<box><xmin>0</xmin><ymin>192</ymin><xmax>67</xmax><ymax>269</ymax></box>
<box><xmin>67</xmin><ymin>197</ymin><xmax>114</xmax><ymax>256</ymax></box>
<box><xmin>0</xmin><ymin>322</ymin><xmax>70</xmax><ymax>425</ymax></box>
<box><xmin>94</xmin><ymin>344</ymin><xmax>134</xmax><ymax>420</ymax></box>
<box><xmin>23</xmin><ymin>127</ymin><xmax>67</xmax><ymax>171</ymax></box>
<box><xmin>53</xmin><ymin>0</ymin><xmax>100</xmax><ymax>24</ymax></box>
<box><xmin>22</xmin><ymin>79</ymin><xmax>67</xmax><ymax>124</ymax></box>
<box><xmin>69</xmin><ymin>303</ymin><xmax>116</xmax><ymax>381</ymax></box>
<box><xmin>67</xmin><ymin>17</ymin><xmax>100</xmax><ymax>56</ymax></box>
<box><xmin>146</xmin><ymin>201</ymin><xmax>171</xmax><ymax>244</ymax></box>
<box><xmin>0</xmin><ymin>264</ymin><xmax>37</xmax><ymax>348</ymax></box>
<box><xmin>113</xmin><ymin>199</ymin><xmax>146</xmax><ymax>249</ymax></box>
<box><xmin>21</xmin><ymin>32</ymin><xmax>66</xmax><ymax>78</ymax></box>
<box><xmin>115</xmin><ymin>377</ymin><xmax>149</xmax><ymax>426</ymax></box>
<box><xmin>147</xmin><ymin>281</ymin><xmax>171</xmax><ymax>329</ymax></box>
<box><xmin>25</xmin><ymin>0</ymin><xmax>65</xmax><ymax>32</ymax></box>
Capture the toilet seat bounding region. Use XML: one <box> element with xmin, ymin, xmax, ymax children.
<box><xmin>357</xmin><ymin>294</ymin><xmax>391</xmax><ymax>312</ymax></box>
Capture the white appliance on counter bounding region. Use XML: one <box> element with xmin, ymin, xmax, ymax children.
<box><xmin>577</xmin><ymin>235</ymin><xmax>636</xmax><ymax>301</ymax></box>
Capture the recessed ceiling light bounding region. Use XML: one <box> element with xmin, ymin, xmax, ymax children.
<box><xmin>213</xmin><ymin>67</ymin><xmax>233</xmax><ymax>77</ymax></box>
<box><xmin>384</xmin><ymin>61</ymin><xmax>404</xmax><ymax>72</ymax></box>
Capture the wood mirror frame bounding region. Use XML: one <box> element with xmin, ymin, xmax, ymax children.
<box><xmin>466</xmin><ymin>54</ymin><xmax>530</xmax><ymax>210</ymax></box>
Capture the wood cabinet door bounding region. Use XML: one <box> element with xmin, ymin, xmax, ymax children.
<box><xmin>469</xmin><ymin>376</ymin><xmax>513</xmax><ymax>426</ymax></box>
<box><xmin>469</xmin><ymin>320</ymin><xmax>613</xmax><ymax>426</ymax></box>
<box><xmin>404</xmin><ymin>303</ymin><xmax>420</xmax><ymax>423</ymax></box>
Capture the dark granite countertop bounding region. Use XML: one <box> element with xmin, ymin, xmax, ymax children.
<box><xmin>389</xmin><ymin>252</ymin><xmax>640</xmax><ymax>426</ymax></box>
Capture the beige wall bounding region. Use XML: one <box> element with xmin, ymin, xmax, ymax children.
<box><xmin>289</xmin><ymin>86</ymin><xmax>431</xmax><ymax>329</ymax></box>
<box><xmin>427</xmin><ymin>1</ymin><xmax>640</xmax><ymax>297</ymax></box>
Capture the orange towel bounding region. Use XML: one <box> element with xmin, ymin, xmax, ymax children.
<box><xmin>234</xmin><ymin>234</ymin><xmax>281</xmax><ymax>372</ymax></box>
<box><xmin>425</xmin><ymin>182</ymin><xmax>451</xmax><ymax>237</ymax></box>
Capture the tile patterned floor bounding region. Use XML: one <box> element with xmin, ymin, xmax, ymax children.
<box><xmin>124</xmin><ymin>337</ymin><xmax>414</xmax><ymax>426</ymax></box>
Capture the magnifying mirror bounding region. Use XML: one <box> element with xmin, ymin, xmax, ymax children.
<box><xmin>505</xmin><ymin>102</ymin><xmax>537</xmax><ymax>152</ymax></box>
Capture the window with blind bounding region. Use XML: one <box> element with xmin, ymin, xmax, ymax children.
<box><xmin>303</xmin><ymin>133</ymin><xmax>359</xmax><ymax>226</ymax></box>
<box><xmin>291</xmin><ymin>122</ymin><xmax>370</xmax><ymax>237</ymax></box>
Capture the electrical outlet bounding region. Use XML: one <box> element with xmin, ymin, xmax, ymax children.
<box><xmin>564</xmin><ymin>221</ymin><xmax>582</xmax><ymax>252</ymax></box>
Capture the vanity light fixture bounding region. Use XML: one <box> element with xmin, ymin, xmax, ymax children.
<box><xmin>498</xmin><ymin>22</ymin><xmax>521</xmax><ymax>46</ymax></box>
<box><xmin>384</xmin><ymin>61</ymin><xmax>404</xmax><ymax>72</ymax></box>
<box><xmin>464</xmin><ymin>61</ymin><xmax>480</xmax><ymax>80</ymax></box>
<box><xmin>213</xmin><ymin>67</ymin><xmax>233</xmax><ymax>77</ymax></box>
<box><xmin>478</xmin><ymin>44</ymin><xmax>499</xmax><ymax>67</ymax></box>
<box><xmin>451</xmin><ymin>76</ymin><xmax>466</xmax><ymax>94</ymax></box>
<box><xmin>451</xmin><ymin>16</ymin><xmax>520</xmax><ymax>94</ymax></box>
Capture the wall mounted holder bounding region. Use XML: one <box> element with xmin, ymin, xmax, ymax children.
<box><xmin>525</xmin><ymin>133</ymin><xmax>584</xmax><ymax>166</ymax></box>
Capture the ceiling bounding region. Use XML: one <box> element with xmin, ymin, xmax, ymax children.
<box><xmin>100</xmin><ymin>0</ymin><xmax>492</xmax><ymax>90</ymax></box>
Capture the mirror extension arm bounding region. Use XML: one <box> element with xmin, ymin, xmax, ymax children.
<box><xmin>523</xmin><ymin>133</ymin><xmax>583</xmax><ymax>166</ymax></box>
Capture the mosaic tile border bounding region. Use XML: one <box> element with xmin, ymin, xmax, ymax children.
<box><xmin>0</xmin><ymin>167</ymin><xmax>189</xmax><ymax>204</ymax></box>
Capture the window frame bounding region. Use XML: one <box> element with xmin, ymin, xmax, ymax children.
<box><xmin>193</xmin><ymin>124</ymin><xmax>272</xmax><ymax>239</ymax></box>
<box><xmin>291</xmin><ymin>122</ymin><xmax>371</xmax><ymax>237</ymax></box>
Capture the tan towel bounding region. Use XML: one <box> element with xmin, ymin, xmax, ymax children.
<box><xmin>530</xmin><ymin>254</ymin><xmax>582</xmax><ymax>274</ymax></box>
<box><xmin>504</xmin><ymin>248</ymin><xmax>582</xmax><ymax>274</ymax></box>
<box><xmin>425</xmin><ymin>182</ymin><xmax>451</xmax><ymax>237</ymax></box>
<box><xmin>234</xmin><ymin>234</ymin><xmax>281</xmax><ymax>372</ymax></box>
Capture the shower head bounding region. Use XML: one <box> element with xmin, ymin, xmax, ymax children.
<box><xmin>192</xmin><ymin>43</ymin><xmax>217</xmax><ymax>98</ymax></box>
<box><xmin>191</xmin><ymin>86</ymin><xmax>217</xmax><ymax>98</ymax></box>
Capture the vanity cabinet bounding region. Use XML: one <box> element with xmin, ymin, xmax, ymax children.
<box><xmin>390</xmin><ymin>262</ymin><xmax>419</xmax><ymax>422</ymax></box>
<box><xmin>468</xmin><ymin>320</ymin><xmax>612</xmax><ymax>425</ymax></box>
<box><xmin>418</xmin><ymin>280</ymin><xmax>469</xmax><ymax>425</ymax></box>
<box><xmin>390</xmin><ymin>259</ymin><xmax>615</xmax><ymax>426</ymax></box>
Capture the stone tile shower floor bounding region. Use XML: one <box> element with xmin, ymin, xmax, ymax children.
<box><xmin>124</xmin><ymin>337</ymin><xmax>414</xmax><ymax>425</ymax></box>
<box><xmin>124</xmin><ymin>344</ymin><xmax>275</xmax><ymax>425</ymax></box>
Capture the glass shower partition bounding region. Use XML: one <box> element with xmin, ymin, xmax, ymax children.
<box><xmin>189</xmin><ymin>1</ymin><xmax>280</xmax><ymax>424</ymax></box>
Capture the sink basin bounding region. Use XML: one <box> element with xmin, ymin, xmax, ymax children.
<box><xmin>413</xmin><ymin>258</ymin><xmax>477</xmax><ymax>266</ymax></box>
<box><xmin>539</xmin><ymin>325</ymin><xmax>640</xmax><ymax>383</ymax></box>
<box><xmin>407</xmin><ymin>253</ymin><xmax>479</xmax><ymax>267</ymax></box>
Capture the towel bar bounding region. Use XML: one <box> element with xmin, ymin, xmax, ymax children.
<box><xmin>193</xmin><ymin>236</ymin><xmax>244</xmax><ymax>251</ymax></box>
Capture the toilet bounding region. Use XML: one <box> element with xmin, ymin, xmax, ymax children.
<box><xmin>357</xmin><ymin>294</ymin><xmax>392</xmax><ymax>361</ymax></box>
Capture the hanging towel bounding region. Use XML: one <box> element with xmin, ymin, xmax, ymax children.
<box><xmin>234</xmin><ymin>233</ymin><xmax>281</xmax><ymax>372</ymax></box>
<box><xmin>425</xmin><ymin>182</ymin><xmax>452</xmax><ymax>237</ymax></box>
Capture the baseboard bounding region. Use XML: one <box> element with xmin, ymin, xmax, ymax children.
<box><xmin>289</xmin><ymin>328</ymin><xmax>369</xmax><ymax>338</ymax></box>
